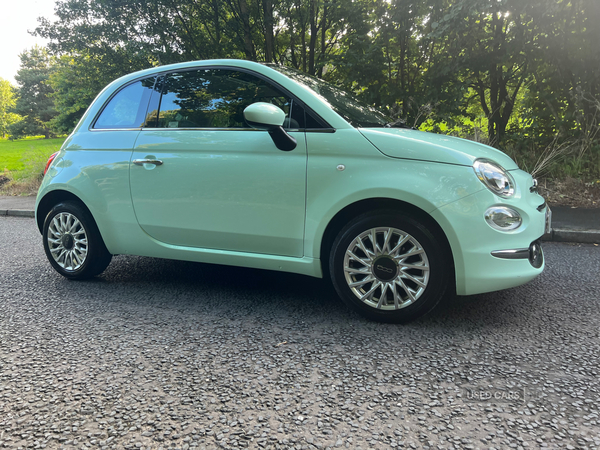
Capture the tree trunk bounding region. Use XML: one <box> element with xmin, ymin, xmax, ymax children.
<box><xmin>239</xmin><ymin>0</ymin><xmax>256</xmax><ymax>60</ymax></box>
<box><xmin>262</xmin><ymin>0</ymin><xmax>274</xmax><ymax>62</ymax></box>
<box><xmin>308</xmin><ymin>0</ymin><xmax>318</xmax><ymax>75</ymax></box>
<box><xmin>317</xmin><ymin>2</ymin><xmax>326</xmax><ymax>78</ymax></box>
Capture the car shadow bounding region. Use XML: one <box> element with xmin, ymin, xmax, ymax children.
<box><xmin>53</xmin><ymin>254</ymin><xmax>548</xmax><ymax>330</ymax></box>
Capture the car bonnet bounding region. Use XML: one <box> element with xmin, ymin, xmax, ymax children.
<box><xmin>359</xmin><ymin>128</ymin><xmax>519</xmax><ymax>170</ymax></box>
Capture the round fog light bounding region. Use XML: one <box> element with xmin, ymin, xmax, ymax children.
<box><xmin>485</xmin><ymin>207</ymin><xmax>522</xmax><ymax>231</ymax></box>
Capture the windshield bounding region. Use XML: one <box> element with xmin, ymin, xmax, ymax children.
<box><xmin>269</xmin><ymin>65</ymin><xmax>391</xmax><ymax>128</ymax></box>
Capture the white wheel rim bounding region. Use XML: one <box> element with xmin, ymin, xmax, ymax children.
<box><xmin>343</xmin><ymin>227</ymin><xmax>430</xmax><ymax>310</ymax></box>
<box><xmin>47</xmin><ymin>212</ymin><xmax>89</xmax><ymax>271</ymax></box>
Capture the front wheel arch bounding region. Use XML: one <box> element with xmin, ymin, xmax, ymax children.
<box><xmin>320</xmin><ymin>198</ymin><xmax>454</xmax><ymax>281</ymax></box>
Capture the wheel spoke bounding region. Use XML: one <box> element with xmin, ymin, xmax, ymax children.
<box><xmin>344</xmin><ymin>266</ymin><xmax>371</xmax><ymax>275</ymax></box>
<box><xmin>369</xmin><ymin>229</ymin><xmax>380</xmax><ymax>255</ymax></box>
<box><xmin>348</xmin><ymin>276</ymin><xmax>375</xmax><ymax>289</ymax></box>
<box><xmin>390</xmin><ymin>282</ymin><xmax>401</xmax><ymax>309</ymax></box>
<box><xmin>68</xmin><ymin>219</ymin><xmax>80</xmax><ymax>233</ymax></box>
<box><xmin>396</xmin><ymin>278</ymin><xmax>417</xmax><ymax>303</ymax></box>
<box><xmin>356</xmin><ymin>238</ymin><xmax>375</xmax><ymax>260</ymax></box>
<box><xmin>57</xmin><ymin>249</ymin><xmax>67</xmax><ymax>265</ymax></box>
<box><xmin>389</xmin><ymin>234</ymin><xmax>410</xmax><ymax>256</ymax></box>
<box><xmin>381</xmin><ymin>228</ymin><xmax>393</xmax><ymax>254</ymax></box>
<box><xmin>74</xmin><ymin>245</ymin><xmax>87</xmax><ymax>257</ymax></box>
<box><xmin>395</xmin><ymin>248</ymin><xmax>424</xmax><ymax>261</ymax></box>
<box><xmin>51</xmin><ymin>217</ymin><xmax>62</xmax><ymax>234</ymax></box>
<box><xmin>400</xmin><ymin>263</ymin><xmax>430</xmax><ymax>271</ymax></box>
<box><xmin>400</xmin><ymin>272</ymin><xmax>427</xmax><ymax>288</ymax></box>
<box><xmin>347</xmin><ymin>250</ymin><xmax>371</xmax><ymax>268</ymax></box>
<box><xmin>360</xmin><ymin>281</ymin><xmax>380</xmax><ymax>302</ymax></box>
<box><xmin>376</xmin><ymin>283</ymin><xmax>389</xmax><ymax>309</ymax></box>
<box><xmin>59</xmin><ymin>214</ymin><xmax>68</xmax><ymax>233</ymax></box>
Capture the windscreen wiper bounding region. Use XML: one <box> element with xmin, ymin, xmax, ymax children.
<box><xmin>384</xmin><ymin>120</ymin><xmax>415</xmax><ymax>129</ymax></box>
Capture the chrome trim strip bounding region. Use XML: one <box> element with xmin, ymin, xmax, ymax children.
<box><xmin>140</xmin><ymin>127</ymin><xmax>263</xmax><ymax>132</ymax></box>
<box><xmin>86</xmin><ymin>126</ymin><xmax>338</xmax><ymax>133</ymax></box>
<box><xmin>491</xmin><ymin>248</ymin><xmax>530</xmax><ymax>260</ymax></box>
<box><xmin>89</xmin><ymin>125</ymin><xmax>336</xmax><ymax>133</ymax></box>
<box><xmin>90</xmin><ymin>128</ymin><xmax>142</xmax><ymax>132</ymax></box>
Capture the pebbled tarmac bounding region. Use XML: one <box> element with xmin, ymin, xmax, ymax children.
<box><xmin>1</xmin><ymin>216</ymin><xmax>600</xmax><ymax>450</ymax></box>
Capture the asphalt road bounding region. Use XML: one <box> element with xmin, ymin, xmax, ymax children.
<box><xmin>1</xmin><ymin>216</ymin><xmax>599</xmax><ymax>450</ymax></box>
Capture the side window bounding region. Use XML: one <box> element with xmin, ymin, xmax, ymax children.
<box><xmin>156</xmin><ymin>69</ymin><xmax>305</xmax><ymax>129</ymax></box>
<box><xmin>94</xmin><ymin>77</ymin><xmax>157</xmax><ymax>129</ymax></box>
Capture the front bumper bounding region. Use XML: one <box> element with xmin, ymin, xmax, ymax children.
<box><xmin>491</xmin><ymin>239</ymin><xmax>544</xmax><ymax>268</ymax></box>
<box><xmin>431</xmin><ymin>170</ymin><xmax>548</xmax><ymax>296</ymax></box>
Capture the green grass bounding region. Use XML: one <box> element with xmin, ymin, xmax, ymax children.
<box><xmin>0</xmin><ymin>137</ymin><xmax>66</xmax><ymax>195</ymax></box>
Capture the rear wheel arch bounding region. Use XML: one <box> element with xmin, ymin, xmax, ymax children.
<box><xmin>37</xmin><ymin>191</ymin><xmax>93</xmax><ymax>234</ymax></box>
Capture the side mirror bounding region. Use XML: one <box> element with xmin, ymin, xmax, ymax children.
<box><xmin>244</xmin><ymin>102</ymin><xmax>297</xmax><ymax>152</ymax></box>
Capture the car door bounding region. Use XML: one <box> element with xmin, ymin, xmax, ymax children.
<box><xmin>129</xmin><ymin>68</ymin><xmax>307</xmax><ymax>257</ymax></box>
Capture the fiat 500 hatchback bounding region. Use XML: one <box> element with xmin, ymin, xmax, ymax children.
<box><xmin>36</xmin><ymin>59</ymin><xmax>551</xmax><ymax>323</ymax></box>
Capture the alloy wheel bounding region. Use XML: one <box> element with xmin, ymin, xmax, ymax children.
<box><xmin>46</xmin><ymin>212</ymin><xmax>89</xmax><ymax>271</ymax></box>
<box><xmin>343</xmin><ymin>227</ymin><xmax>430</xmax><ymax>310</ymax></box>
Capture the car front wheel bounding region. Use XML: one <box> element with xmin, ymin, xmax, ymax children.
<box><xmin>329</xmin><ymin>210</ymin><xmax>451</xmax><ymax>323</ymax></box>
<box><xmin>43</xmin><ymin>201</ymin><xmax>112</xmax><ymax>279</ymax></box>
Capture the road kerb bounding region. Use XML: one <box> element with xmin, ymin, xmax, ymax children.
<box><xmin>4</xmin><ymin>210</ymin><xmax>35</xmax><ymax>218</ymax></box>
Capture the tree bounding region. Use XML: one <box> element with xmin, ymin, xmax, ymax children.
<box><xmin>0</xmin><ymin>78</ymin><xmax>21</xmax><ymax>139</ymax></box>
<box><xmin>524</xmin><ymin>0</ymin><xmax>600</xmax><ymax>139</ymax></box>
<box><xmin>324</xmin><ymin>0</ymin><xmax>450</xmax><ymax>126</ymax></box>
<box><xmin>427</xmin><ymin>0</ymin><xmax>539</xmax><ymax>145</ymax></box>
<box><xmin>30</xmin><ymin>0</ymin><xmax>600</xmax><ymax>171</ymax></box>
<box><xmin>34</xmin><ymin>0</ymin><xmax>378</xmax><ymax>132</ymax></box>
<box><xmin>10</xmin><ymin>46</ymin><xmax>57</xmax><ymax>139</ymax></box>
<box><xmin>48</xmin><ymin>49</ymin><xmax>151</xmax><ymax>133</ymax></box>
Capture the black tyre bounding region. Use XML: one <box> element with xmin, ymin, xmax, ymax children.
<box><xmin>42</xmin><ymin>201</ymin><xmax>112</xmax><ymax>279</ymax></box>
<box><xmin>329</xmin><ymin>210</ymin><xmax>451</xmax><ymax>323</ymax></box>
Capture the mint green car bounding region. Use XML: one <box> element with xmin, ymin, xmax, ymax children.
<box><xmin>36</xmin><ymin>59</ymin><xmax>550</xmax><ymax>323</ymax></box>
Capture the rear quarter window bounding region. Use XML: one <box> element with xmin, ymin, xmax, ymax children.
<box><xmin>94</xmin><ymin>78</ymin><xmax>157</xmax><ymax>129</ymax></box>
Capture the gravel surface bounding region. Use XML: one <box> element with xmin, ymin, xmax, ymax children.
<box><xmin>1</xmin><ymin>216</ymin><xmax>599</xmax><ymax>450</ymax></box>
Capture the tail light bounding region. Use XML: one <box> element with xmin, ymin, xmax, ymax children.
<box><xmin>44</xmin><ymin>152</ymin><xmax>59</xmax><ymax>175</ymax></box>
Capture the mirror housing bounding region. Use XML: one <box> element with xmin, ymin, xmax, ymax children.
<box><xmin>244</xmin><ymin>102</ymin><xmax>297</xmax><ymax>152</ymax></box>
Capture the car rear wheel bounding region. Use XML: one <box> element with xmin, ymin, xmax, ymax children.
<box><xmin>43</xmin><ymin>201</ymin><xmax>112</xmax><ymax>279</ymax></box>
<box><xmin>329</xmin><ymin>210</ymin><xmax>451</xmax><ymax>323</ymax></box>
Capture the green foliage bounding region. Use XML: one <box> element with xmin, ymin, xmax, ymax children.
<box><xmin>9</xmin><ymin>47</ymin><xmax>58</xmax><ymax>139</ymax></box>
<box><xmin>0</xmin><ymin>78</ymin><xmax>22</xmax><ymax>138</ymax></box>
<box><xmin>0</xmin><ymin>137</ymin><xmax>65</xmax><ymax>195</ymax></box>
<box><xmin>0</xmin><ymin>137</ymin><xmax>64</xmax><ymax>172</ymax></box>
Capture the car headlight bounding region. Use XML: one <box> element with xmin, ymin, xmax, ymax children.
<box><xmin>473</xmin><ymin>159</ymin><xmax>515</xmax><ymax>198</ymax></box>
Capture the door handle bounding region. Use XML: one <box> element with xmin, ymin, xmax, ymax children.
<box><xmin>133</xmin><ymin>159</ymin><xmax>163</xmax><ymax>166</ymax></box>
